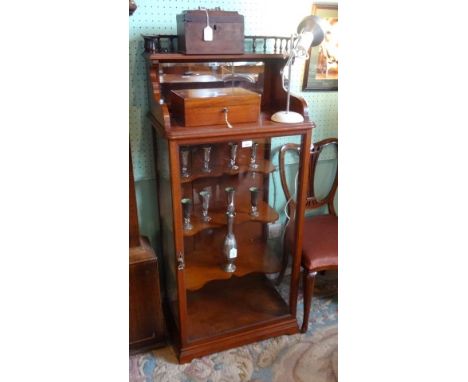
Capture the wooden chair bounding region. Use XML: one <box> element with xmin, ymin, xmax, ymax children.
<box><xmin>278</xmin><ymin>138</ymin><xmax>338</xmax><ymax>333</ymax></box>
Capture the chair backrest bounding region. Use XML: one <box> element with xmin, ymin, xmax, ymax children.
<box><xmin>279</xmin><ymin>138</ymin><xmax>338</xmax><ymax>219</ymax></box>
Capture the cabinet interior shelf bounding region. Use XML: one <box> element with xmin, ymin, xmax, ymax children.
<box><xmin>184</xmin><ymin>227</ymin><xmax>282</xmax><ymax>290</ymax></box>
<box><xmin>181</xmin><ymin>161</ymin><xmax>276</xmax><ymax>184</ymax></box>
<box><xmin>183</xmin><ymin>201</ymin><xmax>279</xmax><ymax>237</ymax></box>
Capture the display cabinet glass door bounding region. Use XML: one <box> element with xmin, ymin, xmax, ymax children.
<box><xmin>176</xmin><ymin>136</ymin><xmax>298</xmax><ymax>343</ymax></box>
<box><xmin>155</xmin><ymin>137</ymin><xmax>179</xmax><ymax>329</ymax></box>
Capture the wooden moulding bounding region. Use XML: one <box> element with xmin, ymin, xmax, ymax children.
<box><xmin>170</xmin><ymin>87</ymin><xmax>261</xmax><ymax>127</ymax></box>
<box><xmin>180</xmin><ymin>317</ymin><xmax>297</xmax><ymax>363</ymax></box>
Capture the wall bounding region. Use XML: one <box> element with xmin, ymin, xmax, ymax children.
<box><xmin>129</xmin><ymin>0</ymin><xmax>338</xmax><ymax>245</ymax></box>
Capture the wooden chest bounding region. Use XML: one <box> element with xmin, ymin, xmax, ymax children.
<box><xmin>169</xmin><ymin>87</ymin><xmax>261</xmax><ymax>127</ymax></box>
<box><xmin>176</xmin><ymin>10</ymin><xmax>244</xmax><ymax>55</ymax></box>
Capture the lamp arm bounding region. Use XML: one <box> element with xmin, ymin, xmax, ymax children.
<box><xmin>280</xmin><ymin>53</ymin><xmax>294</xmax><ymax>93</ymax></box>
<box><xmin>281</xmin><ymin>34</ymin><xmax>297</xmax><ymax>115</ymax></box>
<box><xmin>283</xmin><ymin>32</ymin><xmax>299</xmax><ymax>114</ymax></box>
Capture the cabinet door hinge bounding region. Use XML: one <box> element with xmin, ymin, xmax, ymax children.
<box><xmin>177</xmin><ymin>251</ymin><xmax>185</xmax><ymax>270</ymax></box>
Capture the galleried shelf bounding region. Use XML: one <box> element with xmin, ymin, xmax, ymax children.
<box><xmin>146</xmin><ymin>51</ymin><xmax>314</xmax><ymax>363</ymax></box>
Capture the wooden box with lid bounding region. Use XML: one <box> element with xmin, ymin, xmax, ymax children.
<box><xmin>169</xmin><ymin>87</ymin><xmax>261</xmax><ymax>127</ymax></box>
<box><xmin>176</xmin><ymin>10</ymin><xmax>244</xmax><ymax>55</ymax></box>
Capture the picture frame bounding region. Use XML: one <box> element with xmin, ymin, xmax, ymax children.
<box><xmin>302</xmin><ymin>3</ymin><xmax>338</xmax><ymax>91</ymax></box>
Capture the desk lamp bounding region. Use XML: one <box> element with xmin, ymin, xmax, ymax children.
<box><xmin>271</xmin><ymin>15</ymin><xmax>325</xmax><ymax>123</ymax></box>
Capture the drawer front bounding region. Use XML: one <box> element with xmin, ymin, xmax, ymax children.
<box><xmin>184</xmin><ymin>104</ymin><xmax>260</xmax><ymax>127</ymax></box>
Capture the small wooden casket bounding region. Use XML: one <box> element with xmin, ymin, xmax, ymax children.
<box><xmin>169</xmin><ymin>87</ymin><xmax>261</xmax><ymax>127</ymax></box>
<box><xmin>176</xmin><ymin>10</ymin><xmax>244</xmax><ymax>55</ymax></box>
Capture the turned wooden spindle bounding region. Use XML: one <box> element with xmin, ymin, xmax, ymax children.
<box><xmin>170</xmin><ymin>36</ymin><xmax>177</xmax><ymax>52</ymax></box>
<box><xmin>143</xmin><ymin>34</ymin><xmax>292</xmax><ymax>54</ymax></box>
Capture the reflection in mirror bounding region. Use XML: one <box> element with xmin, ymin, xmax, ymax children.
<box><xmin>159</xmin><ymin>61</ymin><xmax>264</xmax><ymax>95</ymax></box>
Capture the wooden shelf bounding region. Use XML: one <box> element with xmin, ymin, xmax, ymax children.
<box><xmin>186</xmin><ymin>273</ymin><xmax>290</xmax><ymax>342</ymax></box>
<box><xmin>184</xmin><ymin>223</ymin><xmax>282</xmax><ymax>290</ymax></box>
<box><xmin>149</xmin><ymin>111</ymin><xmax>314</xmax><ymax>142</ymax></box>
<box><xmin>183</xmin><ymin>200</ymin><xmax>279</xmax><ymax>237</ymax></box>
<box><xmin>180</xmin><ymin>161</ymin><xmax>276</xmax><ymax>183</ymax></box>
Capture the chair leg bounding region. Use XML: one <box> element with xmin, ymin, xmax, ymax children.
<box><xmin>276</xmin><ymin>237</ymin><xmax>290</xmax><ymax>285</ymax></box>
<box><xmin>301</xmin><ymin>269</ymin><xmax>317</xmax><ymax>333</ymax></box>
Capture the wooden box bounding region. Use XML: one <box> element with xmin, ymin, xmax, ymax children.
<box><xmin>169</xmin><ymin>87</ymin><xmax>261</xmax><ymax>127</ymax></box>
<box><xmin>176</xmin><ymin>10</ymin><xmax>244</xmax><ymax>55</ymax></box>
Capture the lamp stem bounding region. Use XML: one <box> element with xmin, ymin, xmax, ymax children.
<box><xmin>286</xmin><ymin>56</ymin><xmax>292</xmax><ymax>114</ymax></box>
<box><xmin>285</xmin><ymin>34</ymin><xmax>295</xmax><ymax>114</ymax></box>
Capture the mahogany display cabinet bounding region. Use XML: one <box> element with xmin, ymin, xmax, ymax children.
<box><xmin>144</xmin><ymin>51</ymin><xmax>314</xmax><ymax>363</ymax></box>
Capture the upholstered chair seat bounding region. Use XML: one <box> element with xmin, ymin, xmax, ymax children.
<box><xmin>285</xmin><ymin>215</ymin><xmax>338</xmax><ymax>271</ymax></box>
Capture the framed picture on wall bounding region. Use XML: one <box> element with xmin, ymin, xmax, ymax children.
<box><xmin>302</xmin><ymin>3</ymin><xmax>338</xmax><ymax>91</ymax></box>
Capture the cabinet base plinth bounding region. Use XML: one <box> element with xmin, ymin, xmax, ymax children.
<box><xmin>178</xmin><ymin>317</ymin><xmax>299</xmax><ymax>363</ymax></box>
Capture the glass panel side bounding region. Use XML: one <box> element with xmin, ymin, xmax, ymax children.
<box><xmin>155</xmin><ymin>136</ymin><xmax>179</xmax><ymax>327</ymax></box>
<box><xmin>176</xmin><ymin>135</ymin><xmax>300</xmax><ymax>342</ymax></box>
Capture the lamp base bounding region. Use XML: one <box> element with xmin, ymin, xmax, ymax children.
<box><xmin>271</xmin><ymin>111</ymin><xmax>304</xmax><ymax>123</ymax></box>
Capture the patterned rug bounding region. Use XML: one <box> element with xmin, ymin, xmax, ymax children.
<box><xmin>130</xmin><ymin>272</ymin><xmax>338</xmax><ymax>382</ymax></box>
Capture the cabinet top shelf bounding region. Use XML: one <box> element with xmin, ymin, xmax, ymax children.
<box><xmin>149</xmin><ymin>110</ymin><xmax>315</xmax><ymax>142</ymax></box>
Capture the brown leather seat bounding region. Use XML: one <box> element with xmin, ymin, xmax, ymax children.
<box><xmin>300</xmin><ymin>215</ymin><xmax>338</xmax><ymax>269</ymax></box>
<box><xmin>278</xmin><ymin>138</ymin><xmax>338</xmax><ymax>333</ymax></box>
